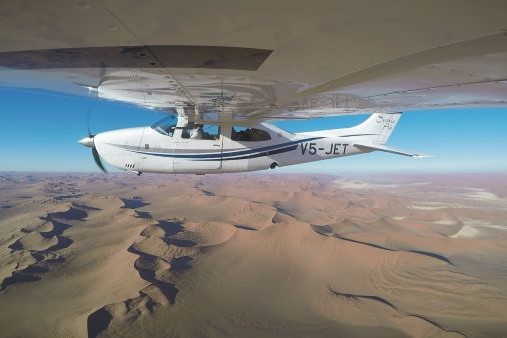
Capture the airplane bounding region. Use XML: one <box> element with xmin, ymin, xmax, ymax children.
<box><xmin>2</xmin><ymin>0</ymin><xmax>507</xmax><ymax>176</ymax></box>
<box><xmin>78</xmin><ymin>111</ymin><xmax>424</xmax><ymax>175</ymax></box>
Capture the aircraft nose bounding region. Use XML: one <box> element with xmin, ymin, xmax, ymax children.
<box><xmin>78</xmin><ymin>136</ymin><xmax>94</xmax><ymax>148</ymax></box>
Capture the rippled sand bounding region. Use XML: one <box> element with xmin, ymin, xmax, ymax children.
<box><xmin>0</xmin><ymin>172</ymin><xmax>506</xmax><ymax>338</ymax></box>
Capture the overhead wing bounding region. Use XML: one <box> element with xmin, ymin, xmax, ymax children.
<box><xmin>1</xmin><ymin>1</ymin><xmax>507</xmax><ymax>122</ymax></box>
<box><xmin>248</xmin><ymin>32</ymin><xmax>507</xmax><ymax>120</ymax></box>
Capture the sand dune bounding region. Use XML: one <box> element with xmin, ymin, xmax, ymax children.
<box><xmin>321</xmin><ymin>287</ymin><xmax>464</xmax><ymax>338</ymax></box>
<box><xmin>0</xmin><ymin>173</ymin><xmax>506</xmax><ymax>337</ymax></box>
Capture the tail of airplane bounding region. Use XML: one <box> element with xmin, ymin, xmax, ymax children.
<box><xmin>297</xmin><ymin>112</ymin><xmax>428</xmax><ymax>157</ymax></box>
<box><xmin>337</xmin><ymin>112</ymin><xmax>429</xmax><ymax>157</ymax></box>
<box><xmin>299</xmin><ymin>112</ymin><xmax>402</xmax><ymax>145</ymax></box>
<box><xmin>338</xmin><ymin>112</ymin><xmax>402</xmax><ymax>145</ymax></box>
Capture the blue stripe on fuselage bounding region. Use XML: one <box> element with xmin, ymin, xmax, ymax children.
<box><xmin>125</xmin><ymin>137</ymin><xmax>323</xmax><ymax>159</ymax></box>
<box><xmin>199</xmin><ymin>144</ymin><xmax>299</xmax><ymax>161</ymax></box>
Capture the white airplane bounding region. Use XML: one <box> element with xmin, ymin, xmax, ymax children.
<box><xmin>78</xmin><ymin>111</ymin><xmax>423</xmax><ymax>174</ymax></box>
<box><xmin>1</xmin><ymin>0</ymin><xmax>507</xmax><ymax>175</ymax></box>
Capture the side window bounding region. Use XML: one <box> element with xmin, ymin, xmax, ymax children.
<box><xmin>181</xmin><ymin>123</ymin><xmax>220</xmax><ymax>140</ymax></box>
<box><xmin>231</xmin><ymin>126</ymin><xmax>271</xmax><ymax>142</ymax></box>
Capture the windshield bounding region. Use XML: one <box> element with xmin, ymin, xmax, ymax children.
<box><xmin>151</xmin><ymin>116</ymin><xmax>177</xmax><ymax>136</ymax></box>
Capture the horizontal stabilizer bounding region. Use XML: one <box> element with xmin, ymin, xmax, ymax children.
<box><xmin>354</xmin><ymin>143</ymin><xmax>430</xmax><ymax>158</ymax></box>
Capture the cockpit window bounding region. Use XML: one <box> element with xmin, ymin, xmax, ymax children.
<box><xmin>182</xmin><ymin>123</ymin><xmax>220</xmax><ymax>140</ymax></box>
<box><xmin>151</xmin><ymin>116</ymin><xmax>176</xmax><ymax>136</ymax></box>
<box><xmin>231</xmin><ymin>126</ymin><xmax>271</xmax><ymax>142</ymax></box>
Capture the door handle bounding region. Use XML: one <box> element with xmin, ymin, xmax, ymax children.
<box><xmin>212</xmin><ymin>144</ymin><xmax>221</xmax><ymax>147</ymax></box>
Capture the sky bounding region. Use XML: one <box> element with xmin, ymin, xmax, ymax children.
<box><xmin>1</xmin><ymin>87</ymin><xmax>506</xmax><ymax>174</ymax></box>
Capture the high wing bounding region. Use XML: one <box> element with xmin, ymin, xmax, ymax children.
<box><xmin>1</xmin><ymin>0</ymin><xmax>507</xmax><ymax>123</ymax></box>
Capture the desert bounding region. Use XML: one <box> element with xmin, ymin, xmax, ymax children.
<box><xmin>0</xmin><ymin>172</ymin><xmax>506</xmax><ymax>338</ymax></box>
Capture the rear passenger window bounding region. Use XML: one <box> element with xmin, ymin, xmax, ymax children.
<box><xmin>231</xmin><ymin>126</ymin><xmax>271</xmax><ymax>142</ymax></box>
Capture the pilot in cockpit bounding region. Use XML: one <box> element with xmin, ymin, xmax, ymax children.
<box><xmin>190</xmin><ymin>124</ymin><xmax>204</xmax><ymax>139</ymax></box>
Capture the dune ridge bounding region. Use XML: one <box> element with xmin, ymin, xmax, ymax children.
<box><xmin>1</xmin><ymin>203</ymin><xmax>84</xmax><ymax>290</ymax></box>
<box><xmin>327</xmin><ymin>286</ymin><xmax>465</xmax><ymax>337</ymax></box>
<box><xmin>1</xmin><ymin>173</ymin><xmax>506</xmax><ymax>338</ymax></box>
<box><xmin>88</xmin><ymin>215</ymin><xmax>240</xmax><ymax>337</ymax></box>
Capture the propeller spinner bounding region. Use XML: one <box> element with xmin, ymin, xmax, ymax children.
<box><xmin>79</xmin><ymin>108</ymin><xmax>107</xmax><ymax>173</ymax></box>
<box><xmin>78</xmin><ymin>135</ymin><xmax>107</xmax><ymax>173</ymax></box>
<box><xmin>79</xmin><ymin>120</ymin><xmax>108</xmax><ymax>175</ymax></box>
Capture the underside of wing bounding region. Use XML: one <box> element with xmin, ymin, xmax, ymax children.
<box><xmin>1</xmin><ymin>1</ymin><xmax>507</xmax><ymax>123</ymax></box>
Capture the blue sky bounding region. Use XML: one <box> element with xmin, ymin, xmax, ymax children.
<box><xmin>1</xmin><ymin>87</ymin><xmax>506</xmax><ymax>173</ymax></box>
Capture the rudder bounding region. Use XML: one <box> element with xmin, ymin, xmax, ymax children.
<box><xmin>344</xmin><ymin>112</ymin><xmax>402</xmax><ymax>144</ymax></box>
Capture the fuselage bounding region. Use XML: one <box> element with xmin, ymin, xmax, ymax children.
<box><xmin>93</xmin><ymin>119</ymin><xmax>367</xmax><ymax>174</ymax></box>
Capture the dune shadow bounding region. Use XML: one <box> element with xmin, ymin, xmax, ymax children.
<box><xmin>334</xmin><ymin>234</ymin><xmax>394</xmax><ymax>251</ymax></box>
<box><xmin>121</xmin><ymin>197</ymin><xmax>150</xmax><ymax>209</ymax></box>
<box><xmin>310</xmin><ymin>224</ymin><xmax>335</xmax><ymax>237</ymax></box>
<box><xmin>272</xmin><ymin>204</ymin><xmax>294</xmax><ymax>216</ymax></box>
<box><xmin>73</xmin><ymin>204</ymin><xmax>102</xmax><ymax>211</ymax></box>
<box><xmin>311</xmin><ymin>223</ymin><xmax>454</xmax><ymax>266</ymax></box>
<box><xmin>87</xmin><ymin>308</ymin><xmax>113</xmax><ymax>338</ymax></box>
<box><xmin>336</xmin><ymin>235</ymin><xmax>452</xmax><ymax>265</ymax></box>
<box><xmin>4</xmin><ymin>217</ymin><xmax>75</xmax><ymax>290</ymax></box>
<box><xmin>198</xmin><ymin>189</ymin><xmax>215</xmax><ymax>196</ymax></box>
<box><xmin>54</xmin><ymin>193</ymin><xmax>85</xmax><ymax>201</ymax></box>
<box><xmin>40</xmin><ymin>219</ymin><xmax>71</xmax><ymax>238</ymax></box>
<box><xmin>1</xmin><ymin>270</ymin><xmax>42</xmax><ymax>290</ymax></box>
<box><xmin>11</xmin><ymin>220</ymin><xmax>74</xmax><ymax>254</ymax></box>
<box><xmin>328</xmin><ymin>286</ymin><xmax>464</xmax><ymax>337</ymax></box>
<box><xmin>7</xmin><ymin>240</ymin><xmax>23</xmax><ymax>252</ymax></box>
<box><xmin>127</xmin><ymin>247</ymin><xmax>181</xmax><ymax>304</ymax></box>
<box><xmin>0</xmin><ymin>257</ymin><xmax>64</xmax><ymax>290</ymax></box>
<box><xmin>170</xmin><ymin>256</ymin><xmax>193</xmax><ymax>272</ymax></box>
<box><xmin>408</xmin><ymin>250</ymin><xmax>453</xmax><ymax>265</ymax></box>
<box><xmin>164</xmin><ymin>238</ymin><xmax>196</xmax><ymax>247</ymax></box>
<box><xmin>45</xmin><ymin>236</ymin><xmax>73</xmax><ymax>252</ymax></box>
<box><xmin>31</xmin><ymin>252</ymin><xmax>65</xmax><ymax>263</ymax></box>
<box><xmin>328</xmin><ymin>286</ymin><xmax>397</xmax><ymax>309</ymax></box>
<box><xmin>134</xmin><ymin>211</ymin><xmax>152</xmax><ymax>219</ymax></box>
<box><xmin>87</xmin><ymin>218</ymin><xmax>200</xmax><ymax>337</ymax></box>
<box><xmin>126</xmin><ymin>219</ymin><xmax>195</xmax><ymax>302</ymax></box>
<box><xmin>235</xmin><ymin>224</ymin><xmax>257</xmax><ymax>231</ymax></box>
<box><xmin>157</xmin><ymin>220</ymin><xmax>185</xmax><ymax>237</ymax></box>
<box><xmin>48</xmin><ymin>206</ymin><xmax>88</xmax><ymax>221</ymax></box>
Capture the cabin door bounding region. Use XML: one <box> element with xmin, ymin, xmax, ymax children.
<box><xmin>173</xmin><ymin>124</ymin><xmax>222</xmax><ymax>173</ymax></box>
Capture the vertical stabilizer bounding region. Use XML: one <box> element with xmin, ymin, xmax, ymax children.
<box><xmin>296</xmin><ymin>112</ymin><xmax>402</xmax><ymax>144</ymax></box>
<box><xmin>346</xmin><ymin>112</ymin><xmax>402</xmax><ymax>144</ymax></box>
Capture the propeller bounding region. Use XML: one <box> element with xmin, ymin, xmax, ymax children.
<box><xmin>92</xmin><ymin>147</ymin><xmax>107</xmax><ymax>173</ymax></box>
<box><xmin>86</xmin><ymin>107</ymin><xmax>93</xmax><ymax>138</ymax></box>
<box><xmin>79</xmin><ymin>108</ymin><xmax>107</xmax><ymax>173</ymax></box>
